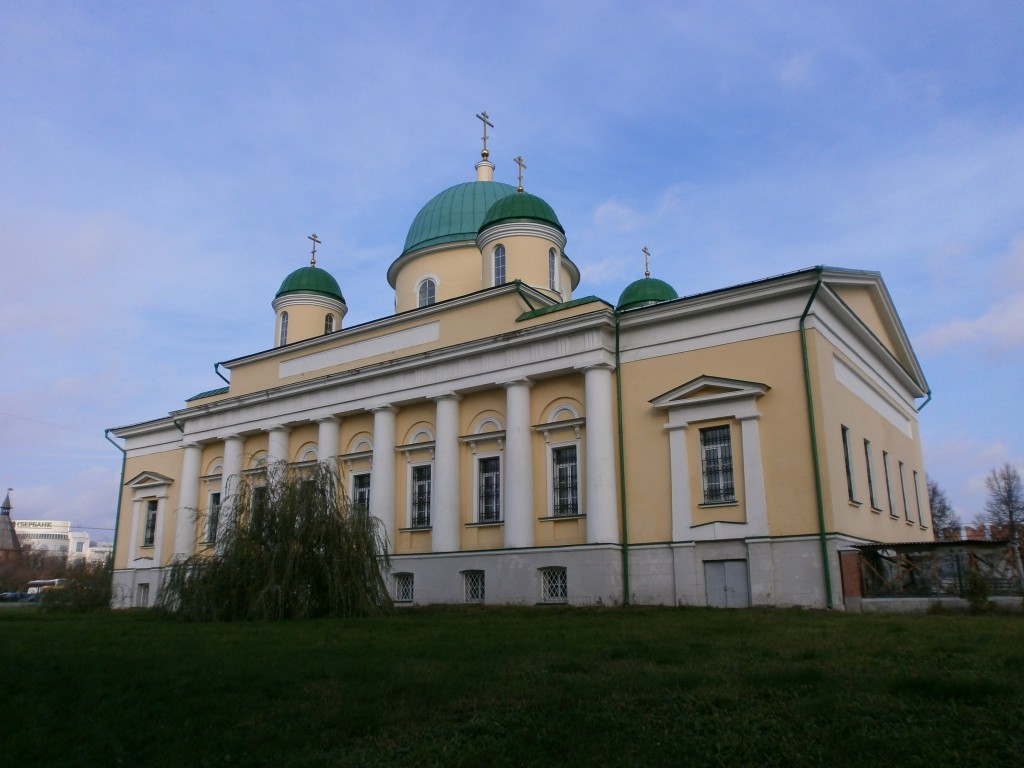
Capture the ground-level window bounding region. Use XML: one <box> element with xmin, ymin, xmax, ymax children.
<box><xmin>411</xmin><ymin>464</ymin><xmax>432</xmax><ymax>527</ymax></box>
<box><xmin>418</xmin><ymin>278</ymin><xmax>436</xmax><ymax>307</ymax></box>
<box><xmin>842</xmin><ymin>425</ymin><xmax>857</xmax><ymax>502</ymax></box>
<box><xmin>463</xmin><ymin>570</ymin><xmax>485</xmax><ymax>603</ymax></box>
<box><xmin>206</xmin><ymin>492</ymin><xmax>221</xmax><ymax>544</ymax></box>
<box><xmin>136</xmin><ymin>583</ymin><xmax>150</xmax><ymax>608</ymax></box>
<box><xmin>551</xmin><ymin>446</ymin><xmax>579</xmax><ymax>517</ymax></box>
<box><xmin>478</xmin><ymin>456</ymin><xmax>501</xmax><ymax>522</ymax></box>
<box><xmin>541</xmin><ymin>567</ymin><xmax>567</xmax><ymax>604</ymax></box>
<box><xmin>143</xmin><ymin>499</ymin><xmax>158</xmax><ymax>546</ymax></box>
<box><xmin>700</xmin><ymin>425</ymin><xmax>735</xmax><ymax>504</ymax></box>
<box><xmin>864</xmin><ymin>439</ymin><xmax>879</xmax><ymax>510</ymax></box>
<box><xmin>352</xmin><ymin>473</ymin><xmax>371</xmax><ymax>513</ymax></box>
<box><xmin>394</xmin><ymin>573</ymin><xmax>414</xmax><ymax>603</ymax></box>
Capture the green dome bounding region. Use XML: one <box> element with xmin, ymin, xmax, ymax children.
<box><xmin>276</xmin><ymin>266</ymin><xmax>345</xmax><ymax>303</ymax></box>
<box><xmin>616</xmin><ymin>277</ymin><xmax>679</xmax><ymax>311</ymax></box>
<box><xmin>479</xmin><ymin>191</ymin><xmax>564</xmax><ymax>233</ymax></box>
<box><xmin>402</xmin><ymin>181</ymin><xmax>518</xmax><ymax>255</ymax></box>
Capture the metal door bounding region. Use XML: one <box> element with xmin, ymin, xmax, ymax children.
<box><xmin>704</xmin><ymin>559</ymin><xmax>750</xmax><ymax>608</ymax></box>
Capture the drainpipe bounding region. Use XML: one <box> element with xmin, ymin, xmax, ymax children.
<box><xmin>799</xmin><ymin>267</ymin><xmax>834</xmax><ymax>609</ymax></box>
<box><xmin>916</xmin><ymin>391</ymin><xmax>932</xmax><ymax>412</ymax></box>
<box><xmin>614</xmin><ymin>312</ymin><xmax>631</xmax><ymax>606</ymax></box>
<box><xmin>104</xmin><ymin>429</ymin><xmax>127</xmax><ymax>587</ymax></box>
<box><xmin>214</xmin><ymin>363</ymin><xmax>230</xmax><ymax>385</ymax></box>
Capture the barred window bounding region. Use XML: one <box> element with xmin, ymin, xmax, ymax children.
<box><xmin>494</xmin><ymin>244</ymin><xmax>506</xmax><ymax>286</ymax></box>
<box><xmin>411</xmin><ymin>465</ymin><xmax>431</xmax><ymax>527</ymax></box>
<box><xmin>143</xmin><ymin>500</ymin><xmax>157</xmax><ymax>546</ymax></box>
<box><xmin>464</xmin><ymin>570</ymin><xmax>485</xmax><ymax>603</ymax></box>
<box><xmin>541</xmin><ymin>567</ymin><xmax>567</xmax><ymax>603</ymax></box>
<box><xmin>352</xmin><ymin>473</ymin><xmax>371</xmax><ymax>513</ymax></box>
<box><xmin>552</xmin><ymin>446</ymin><xmax>579</xmax><ymax>517</ymax></box>
<box><xmin>136</xmin><ymin>583</ymin><xmax>150</xmax><ymax>608</ymax></box>
<box><xmin>700</xmin><ymin>426</ymin><xmax>735</xmax><ymax>504</ymax></box>
<box><xmin>394</xmin><ymin>573</ymin><xmax>414</xmax><ymax>603</ymax></box>
<box><xmin>478</xmin><ymin>457</ymin><xmax>501</xmax><ymax>522</ymax></box>
<box><xmin>205</xmin><ymin>492</ymin><xmax>221</xmax><ymax>544</ymax></box>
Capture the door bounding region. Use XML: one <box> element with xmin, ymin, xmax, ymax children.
<box><xmin>704</xmin><ymin>559</ymin><xmax>750</xmax><ymax>608</ymax></box>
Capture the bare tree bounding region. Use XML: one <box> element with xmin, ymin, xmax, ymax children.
<box><xmin>980</xmin><ymin>463</ymin><xmax>1024</xmax><ymax>541</ymax></box>
<box><xmin>926</xmin><ymin>475</ymin><xmax>960</xmax><ymax>537</ymax></box>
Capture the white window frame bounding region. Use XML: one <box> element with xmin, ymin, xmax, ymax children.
<box><xmin>463</xmin><ymin>570</ymin><xmax>485</xmax><ymax>603</ymax></box>
<box><xmin>394</xmin><ymin>573</ymin><xmax>414</xmax><ymax>603</ymax></box>
<box><xmin>548</xmin><ymin>248</ymin><xmax>558</xmax><ymax>291</ymax></box>
<box><xmin>351</xmin><ymin>472</ymin><xmax>371</xmax><ymax>513</ymax></box>
<box><xmin>548</xmin><ymin>442</ymin><xmax>580</xmax><ymax>518</ymax></box>
<box><xmin>324</xmin><ymin>313</ymin><xmax>334</xmax><ymax>334</ymax></box>
<box><xmin>699</xmin><ymin>425</ymin><xmax>735</xmax><ymax>505</ymax></box>
<box><xmin>474</xmin><ymin>453</ymin><xmax>503</xmax><ymax>523</ymax></box>
<box><xmin>408</xmin><ymin>461</ymin><xmax>433</xmax><ymax>528</ymax></box>
<box><xmin>143</xmin><ymin>499</ymin><xmax>158</xmax><ymax>547</ymax></box>
<box><xmin>417</xmin><ymin>277</ymin><xmax>437</xmax><ymax>307</ymax></box>
<box><xmin>279</xmin><ymin>311</ymin><xmax>289</xmax><ymax>346</ymax></box>
<box><xmin>493</xmin><ymin>244</ymin><xmax>506</xmax><ymax>286</ymax></box>
<box><xmin>540</xmin><ymin>567</ymin><xmax>567</xmax><ymax>604</ymax></box>
<box><xmin>205</xmin><ymin>491</ymin><xmax>221</xmax><ymax>544</ymax></box>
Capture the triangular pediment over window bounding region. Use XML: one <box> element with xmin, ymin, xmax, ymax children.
<box><xmin>124</xmin><ymin>471</ymin><xmax>174</xmax><ymax>489</ymax></box>
<box><xmin>650</xmin><ymin>376</ymin><xmax>769</xmax><ymax>409</ymax></box>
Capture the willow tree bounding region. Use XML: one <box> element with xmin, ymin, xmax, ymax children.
<box><xmin>160</xmin><ymin>462</ymin><xmax>392</xmax><ymax>620</ymax></box>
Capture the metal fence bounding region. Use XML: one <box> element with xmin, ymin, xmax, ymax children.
<box><xmin>857</xmin><ymin>541</ymin><xmax>1022</xmax><ymax>599</ymax></box>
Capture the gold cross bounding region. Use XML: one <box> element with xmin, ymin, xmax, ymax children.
<box><xmin>643</xmin><ymin>246</ymin><xmax>651</xmax><ymax>278</ymax></box>
<box><xmin>308</xmin><ymin>233</ymin><xmax>321</xmax><ymax>267</ymax></box>
<box><xmin>513</xmin><ymin>155</ymin><xmax>527</xmax><ymax>192</ymax></box>
<box><xmin>476</xmin><ymin>111</ymin><xmax>493</xmax><ymax>158</ymax></box>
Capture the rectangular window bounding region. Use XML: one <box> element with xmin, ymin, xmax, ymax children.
<box><xmin>541</xmin><ymin>567</ymin><xmax>567</xmax><ymax>603</ymax></box>
<box><xmin>700</xmin><ymin>426</ymin><xmax>735</xmax><ymax>504</ymax></box>
<box><xmin>136</xmin><ymin>583</ymin><xmax>150</xmax><ymax>608</ymax></box>
<box><xmin>552</xmin><ymin>446</ymin><xmax>579</xmax><ymax>517</ymax></box>
<box><xmin>464</xmin><ymin>570</ymin><xmax>485</xmax><ymax>603</ymax></box>
<box><xmin>883</xmin><ymin>451</ymin><xmax>895</xmax><ymax>517</ymax></box>
<box><xmin>411</xmin><ymin>465</ymin><xmax>432</xmax><ymax>527</ymax></box>
<box><xmin>842</xmin><ymin>426</ymin><xmax>857</xmax><ymax>502</ymax></box>
<box><xmin>548</xmin><ymin>248</ymin><xmax>557</xmax><ymax>290</ymax></box>
<box><xmin>75</xmin><ymin>542</ymin><xmax>84</xmax><ymax>553</ymax></box>
<box><xmin>899</xmin><ymin>461</ymin><xmax>911</xmax><ymax>521</ymax></box>
<box><xmin>352</xmin><ymin>473</ymin><xmax>371</xmax><ymax>513</ymax></box>
<box><xmin>478</xmin><ymin>457</ymin><xmax>501</xmax><ymax>522</ymax></box>
<box><xmin>913</xmin><ymin>470</ymin><xmax>925</xmax><ymax>527</ymax></box>
<box><xmin>206</xmin><ymin>492</ymin><xmax>221</xmax><ymax>544</ymax></box>
<box><xmin>864</xmin><ymin>440</ymin><xmax>879</xmax><ymax>509</ymax></box>
<box><xmin>143</xmin><ymin>500</ymin><xmax>157</xmax><ymax>546</ymax></box>
<box><xmin>394</xmin><ymin>573</ymin><xmax>414</xmax><ymax>603</ymax></box>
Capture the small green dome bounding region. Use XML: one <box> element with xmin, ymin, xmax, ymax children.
<box><xmin>276</xmin><ymin>266</ymin><xmax>345</xmax><ymax>303</ymax></box>
<box><xmin>479</xmin><ymin>191</ymin><xmax>564</xmax><ymax>233</ymax></box>
<box><xmin>616</xmin><ymin>277</ymin><xmax>679</xmax><ymax>311</ymax></box>
<box><xmin>403</xmin><ymin>181</ymin><xmax>518</xmax><ymax>255</ymax></box>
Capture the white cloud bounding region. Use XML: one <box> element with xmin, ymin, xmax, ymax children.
<box><xmin>920</xmin><ymin>294</ymin><xmax>1024</xmax><ymax>354</ymax></box>
<box><xmin>592</xmin><ymin>199</ymin><xmax>643</xmax><ymax>233</ymax></box>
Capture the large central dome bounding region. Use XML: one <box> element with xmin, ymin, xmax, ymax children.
<box><xmin>402</xmin><ymin>180</ymin><xmax>517</xmax><ymax>255</ymax></box>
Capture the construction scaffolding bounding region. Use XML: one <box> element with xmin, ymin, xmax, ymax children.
<box><xmin>855</xmin><ymin>540</ymin><xmax>1023</xmax><ymax>599</ymax></box>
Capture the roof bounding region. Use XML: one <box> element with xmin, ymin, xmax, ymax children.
<box><xmin>402</xmin><ymin>181</ymin><xmax>517</xmax><ymax>255</ymax></box>
<box><xmin>479</xmin><ymin>191</ymin><xmax>564</xmax><ymax>233</ymax></box>
<box><xmin>186</xmin><ymin>386</ymin><xmax>229</xmax><ymax>402</ymax></box>
<box><xmin>616</xmin><ymin>276</ymin><xmax>679</xmax><ymax>311</ymax></box>
<box><xmin>276</xmin><ymin>266</ymin><xmax>345</xmax><ymax>303</ymax></box>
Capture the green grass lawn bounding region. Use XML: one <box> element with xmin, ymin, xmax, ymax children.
<box><xmin>2</xmin><ymin>606</ymin><xmax>1022</xmax><ymax>767</ymax></box>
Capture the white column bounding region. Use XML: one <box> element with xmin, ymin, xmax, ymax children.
<box><xmin>504</xmin><ymin>379</ymin><xmax>534</xmax><ymax>549</ymax></box>
<box><xmin>317</xmin><ymin>417</ymin><xmax>341</xmax><ymax>469</ymax></box>
<box><xmin>739</xmin><ymin>415</ymin><xmax>769</xmax><ymax>537</ymax></box>
<box><xmin>173</xmin><ymin>443</ymin><xmax>202</xmax><ymax>559</ymax></box>
<box><xmin>666</xmin><ymin>423</ymin><xmax>692</xmax><ymax>540</ymax></box>
<box><xmin>370</xmin><ymin>406</ymin><xmax>397</xmax><ymax>553</ymax></box>
<box><xmin>583</xmin><ymin>364</ymin><xmax>619</xmax><ymax>544</ymax></box>
<box><xmin>267</xmin><ymin>425</ymin><xmax>291</xmax><ymax>467</ymax></box>
<box><xmin>432</xmin><ymin>394</ymin><xmax>462</xmax><ymax>553</ymax></box>
<box><xmin>220</xmin><ymin>434</ymin><xmax>245</xmax><ymax>541</ymax></box>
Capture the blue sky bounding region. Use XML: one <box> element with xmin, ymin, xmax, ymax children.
<box><xmin>2</xmin><ymin>1</ymin><xmax>1022</xmax><ymax>539</ymax></box>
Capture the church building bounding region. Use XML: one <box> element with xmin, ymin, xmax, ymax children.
<box><xmin>109</xmin><ymin>128</ymin><xmax>932</xmax><ymax>610</ymax></box>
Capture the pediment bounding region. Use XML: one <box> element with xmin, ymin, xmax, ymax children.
<box><xmin>651</xmin><ymin>375</ymin><xmax>769</xmax><ymax>409</ymax></box>
<box><xmin>124</xmin><ymin>471</ymin><xmax>174</xmax><ymax>489</ymax></box>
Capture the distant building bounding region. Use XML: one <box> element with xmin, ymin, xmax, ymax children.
<box><xmin>109</xmin><ymin>131</ymin><xmax>933</xmax><ymax>610</ymax></box>
<box><xmin>0</xmin><ymin>491</ymin><xmax>20</xmax><ymax>563</ymax></box>
<box><xmin>12</xmin><ymin>519</ymin><xmax>110</xmax><ymax>564</ymax></box>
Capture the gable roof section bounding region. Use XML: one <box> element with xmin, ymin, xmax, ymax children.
<box><xmin>651</xmin><ymin>376</ymin><xmax>770</xmax><ymax>410</ymax></box>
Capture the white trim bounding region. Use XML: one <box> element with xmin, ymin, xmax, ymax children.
<box><xmin>476</xmin><ymin>221</ymin><xmax>567</xmax><ymax>252</ymax></box>
<box><xmin>406</xmin><ymin>460</ymin><xmax>434</xmax><ymax>529</ymax></box>
<box><xmin>834</xmin><ymin>356</ymin><xmax>913</xmax><ymax>436</ymax></box>
<box><xmin>473</xmin><ymin>451</ymin><xmax>504</xmax><ymax>524</ymax></box>
<box><xmin>416</xmin><ymin>275</ymin><xmax>439</xmax><ymax>308</ymax></box>
<box><xmin>546</xmin><ymin>439</ymin><xmax>582</xmax><ymax>518</ymax></box>
<box><xmin>279</xmin><ymin>321</ymin><xmax>441</xmax><ymax>379</ymax></box>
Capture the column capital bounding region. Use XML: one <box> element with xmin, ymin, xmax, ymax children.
<box><xmin>267</xmin><ymin>424</ymin><xmax>291</xmax><ymax>433</ymax></box>
<box><xmin>370</xmin><ymin>404</ymin><xmax>397</xmax><ymax>414</ymax></box>
<box><xmin>502</xmin><ymin>377</ymin><xmax>534</xmax><ymax>390</ymax></box>
<box><xmin>181</xmin><ymin>441</ymin><xmax>202</xmax><ymax>450</ymax></box>
<box><xmin>432</xmin><ymin>393</ymin><xmax>463</xmax><ymax>403</ymax></box>
<box><xmin>315</xmin><ymin>415</ymin><xmax>341</xmax><ymax>425</ymax></box>
<box><xmin>577</xmin><ymin>362</ymin><xmax>615</xmax><ymax>373</ymax></box>
<box><xmin>219</xmin><ymin>433</ymin><xmax>244</xmax><ymax>443</ymax></box>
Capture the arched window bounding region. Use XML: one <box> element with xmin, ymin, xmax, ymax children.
<box><xmin>324</xmin><ymin>313</ymin><xmax>334</xmax><ymax>334</ymax></box>
<box><xmin>418</xmin><ymin>278</ymin><xmax>436</xmax><ymax>307</ymax></box>
<box><xmin>548</xmin><ymin>248</ymin><xmax>557</xmax><ymax>290</ymax></box>
<box><xmin>279</xmin><ymin>311</ymin><xmax>289</xmax><ymax>346</ymax></box>
<box><xmin>493</xmin><ymin>244</ymin><xmax>506</xmax><ymax>286</ymax></box>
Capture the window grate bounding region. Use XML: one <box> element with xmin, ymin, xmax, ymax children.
<box><xmin>352</xmin><ymin>474</ymin><xmax>371</xmax><ymax>513</ymax></box>
<box><xmin>411</xmin><ymin>465</ymin><xmax>431</xmax><ymax>527</ymax></box>
<box><xmin>143</xmin><ymin>500</ymin><xmax>158</xmax><ymax>546</ymax></box>
<box><xmin>394</xmin><ymin>573</ymin><xmax>414</xmax><ymax>602</ymax></box>
<box><xmin>478</xmin><ymin>457</ymin><xmax>501</xmax><ymax>522</ymax></box>
<box><xmin>552</xmin><ymin>446</ymin><xmax>579</xmax><ymax>516</ymax></box>
<box><xmin>700</xmin><ymin>426</ymin><xmax>735</xmax><ymax>504</ymax></box>
<box><xmin>464</xmin><ymin>571</ymin><xmax>485</xmax><ymax>602</ymax></box>
<box><xmin>541</xmin><ymin>567</ymin><xmax>567</xmax><ymax>603</ymax></box>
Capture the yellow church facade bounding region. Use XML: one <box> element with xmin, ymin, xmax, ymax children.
<box><xmin>110</xmin><ymin>145</ymin><xmax>931</xmax><ymax>610</ymax></box>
